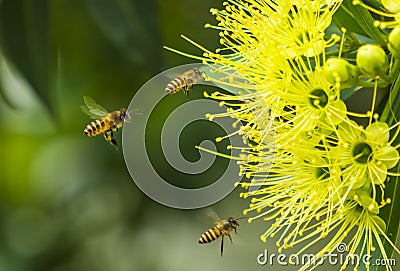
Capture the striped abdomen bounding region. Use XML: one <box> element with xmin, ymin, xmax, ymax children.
<box><xmin>165</xmin><ymin>75</ymin><xmax>188</xmax><ymax>94</ymax></box>
<box><xmin>199</xmin><ymin>226</ymin><xmax>222</xmax><ymax>244</ymax></box>
<box><xmin>165</xmin><ymin>68</ymin><xmax>204</xmax><ymax>94</ymax></box>
<box><xmin>83</xmin><ymin>116</ymin><xmax>111</xmax><ymax>137</ymax></box>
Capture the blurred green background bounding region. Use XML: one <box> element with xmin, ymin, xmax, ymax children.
<box><xmin>0</xmin><ymin>1</ymin><xmax>277</xmax><ymax>271</ymax></box>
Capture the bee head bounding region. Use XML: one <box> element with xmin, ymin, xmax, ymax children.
<box><xmin>120</xmin><ymin>109</ymin><xmax>131</xmax><ymax>122</ymax></box>
<box><xmin>193</xmin><ymin>68</ymin><xmax>206</xmax><ymax>80</ymax></box>
<box><xmin>228</xmin><ymin>217</ymin><xmax>240</xmax><ymax>227</ymax></box>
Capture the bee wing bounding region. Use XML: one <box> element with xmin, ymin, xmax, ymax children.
<box><xmin>195</xmin><ymin>208</ymin><xmax>221</xmax><ymax>225</ymax></box>
<box><xmin>81</xmin><ymin>96</ymin><xmax>109</xmax><ymax>119</ymax></box>
<box><xmin>80</xmin><ymin>105</ymin><xmax>101</xmax><ymax>119</ymax></box>
<box><xmin>205</xmin><ymin>209</ymin><xmax>222</xmax><ymax>225</ymax></box>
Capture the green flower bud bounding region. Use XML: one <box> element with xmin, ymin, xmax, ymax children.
<box><xmin>389</xmin><ymin>27</ymin><xmax>400</xmax><ymax>59</ymax></box>
<box><xmin>382</xmin><ymin>0</ymin><xmax>400</xmax><ymax>13</ymax></box>
<box><xmin>323</xmin><ymin>58</ymin><xmax>360</xmax><ymax>89</ymax></box>
<box><xmin>356</xmin><ymin>44</ymin><xmax>388</xmax><ymax>77</ymax></box>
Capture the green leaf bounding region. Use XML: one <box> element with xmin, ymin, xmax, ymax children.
<box><xmin>333</xmin><ymin>4</ymin><xmax>368</xmax><ymax>37</ymax></box>
<box><xmin>364</xmin><ymin>0</ymin><xmax>385</xmax><ymax>10</ymax></box>
<box><xmin>382</xmin><ymin>168</ymin><xmax>400</xmax><ymax>253</ymax></box>
<box><xmin>0</xmin><ymin>0</ymin><xmax>53</xmax><ymax>112</ymax></box>
<box><xmin>335</xmin><ymin>0</ymin><xmax>387</xmax><ymax>47</ymax></box>
<box><xmin>340</xmin><ymin>87</ymin><xmax>357</xmax><ymax>100</ymax></box>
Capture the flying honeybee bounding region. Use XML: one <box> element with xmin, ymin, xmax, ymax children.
<box><xmin>198</xmin><ymin>216</ymin><xmax>241</xmax><ymax>256</ymax></box>
<box><xmin>81</xmin><ymin>96</ymin><xmax>131</xmax><ymax>149</ymax></box>
<box><xmin>165</xmin><ymin>67</ymin><xmax>206</xmax><ymax>97</ymax></box>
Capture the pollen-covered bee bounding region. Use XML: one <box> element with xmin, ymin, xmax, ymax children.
<box><xmin>198</xmin><ymin>216</ymin><xmax>241</xmax><ymax>256</ymax></box>
<box><xmin>165</xmin><ymin>67</ymin><xmax>206</xmax><ymax>97</ymax></box>
<box><xmin>81</xmin><ymin>96</ymin><xmax>131</xmax><ymax>149</ymax></box>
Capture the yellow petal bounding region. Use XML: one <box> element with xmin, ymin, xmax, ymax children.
<box><xmin>375</xmin><ymin>146</ymin><xmax>399</xmax><ymax>169</ymax></box>
<box><xmin>366</xmin><ymin>122</ymin><xmax>389</xmax><ymax>145</ymax></box>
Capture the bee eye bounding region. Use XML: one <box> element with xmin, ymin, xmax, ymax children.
<box><xmin>120</xmin><ymin>112</ymin><xmax>126</xmax><ymax>120</ymax></box>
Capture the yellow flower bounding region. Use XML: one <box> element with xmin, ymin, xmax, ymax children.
<box><xmin>295</xmin><ymin>199</ymin><xmax>399</xmax><ymax>271</ymax></box>
<box><xmin>200</xmin><ymin>2</ymin><xmax>346</xmax><ymax>148</ymax></box>
<box><xmin>177</xmin><ymin>0</ymin><xmax>341</xmax><ymax>115</ymax></box>
<box><xmin>240</xmin><ymin>143</ymin><xmax>344</xmax><ymax>234</ymax></box>
<box><xmin>273</xmin><ymin>58</ymin><xmax>348</xmax><ymax>144</ymax></box>
<box><xmin>210</xmin><ymin>0</ymin><xmax>340</xmax><ymax>58</ymax></box>
<box><xmin>334</xmin><ymin>121</ymin><xmax>399</xmax><ymax>188</ymax></box>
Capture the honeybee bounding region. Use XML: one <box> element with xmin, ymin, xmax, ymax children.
<box><xmin>198</xmin><ymin>216</ymin><xmax>241</xmax><ymax>256</ymax></box>
<box><xmin>81</xmin><ymin>96</ymin><xmax>131</xmax><ymax>149</ymax></box>
<box><xmin>165</xmin><ymin>68</ymin><xmax>206</xmax><ymax>96</ymax></box>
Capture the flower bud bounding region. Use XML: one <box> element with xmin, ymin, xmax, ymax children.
<box><xmin>382</xmin><ymin>0</ymin><xmax>400</xmax><ymax>14</ymax></box>
<box><xmin>356</xmin><ymin>44</ymin><xmax>388</xmax><ymax>77</ymax></box>
<box><xmin>389</xmin><ymin>27</ymin><xmax>400</xmax><ymax>59</ymax></box>
<box><xmin>323</xmin><ymin>58</ymin><xmax>360</xmax><ymax>89</ymax></box>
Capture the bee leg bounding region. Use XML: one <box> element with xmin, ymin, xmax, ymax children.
<box><xmin>183</xmin><ymin>77</ymin><xmax>191</xmax><ymax>98</ymax></box>
<box><xmin>234</xmin><ymin>227</ymin><xmax>238</xmax><ymax>234</ymax></box>
<box><xmin>220</xmin><ymin>235</ymin><xmax>224</xmax><ymax>256</ymax></box>
<box><xmin>109</xmin><ymin>124</ymin><xmax>118</xmax><ymax>132</ymax></box>
<box><xmin>111</xmin><ymin>138</ymin><xmax>118</xmax><ymax>149</ymax></box>
<box><xmin>104</xmin><ymin>130</ymin><xmax>118</xmax><ymax>150</ymax></box>
<box><xmin>103</xmin><ymin>130</ymin><xmax>111</xmax><ymax>142</ymax></box>
<box><xmin>184</xmin><ymin>85</ymin><xmax>191</xmax><ymax>98</ymax></box>
<box><xmin>227</xmin><ymin>233</ymin><xmax>233</xmax><ymax>244</ymax></box>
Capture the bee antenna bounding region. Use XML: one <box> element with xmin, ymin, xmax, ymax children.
<box><xmin>235</xmin><ymin>216</ymin><xmax>248</xmax><ymax>221</ymax></box>
<box><xmin>129</xmin><ymin>109</ymin><xmax>141</xmax><ymax>115</ymax></box>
